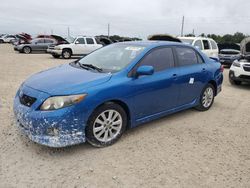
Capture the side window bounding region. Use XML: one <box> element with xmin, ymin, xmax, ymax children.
<box><xmin>37</xmin><ymin>39</ymin><xmax>44</xmax><ymax>44</ymax></box>
<box><xmin>76</xmin><ymin>38</ymin><xmax>85</xmax><ymax>44</ymax></box>
<box><xmin>45</xmin><ymin>39</ymin><xmax>53</xmax><ymax>43</ymax></box>
<box><xmin>210</xmin><ymin>40</ymin><xmax>218</xmax><ymax>50</ymax></box>
<box><xmin>176</xmin><ymin>47</ymin><xmax>199</xmax><ymax>66</ymax></box>
<box><xmin>202</xmin><ymin>40</ymin><xmax>210</xmax><ymax>50</ymax></box>
<box><xmin>139</xmin><ymin>47</ymin><xmax>175</xmax><ymax>72</ymax></box>
<box><xmin>194</xmin><ymin>40</ymin><xmax>203</xmax><ymax>50</ymax></box>
<box><xmin>86</xmin><ymin>38</ymin><xmax>95</xmax><ymax>44</ymax></box>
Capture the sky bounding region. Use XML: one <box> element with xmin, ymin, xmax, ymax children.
<box><xmin>0</xmin><ymin>0</ymin><xmax>250</xmax><ymax>39</ymax></box>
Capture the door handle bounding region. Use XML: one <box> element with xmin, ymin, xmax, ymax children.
<box><xmin>172</xmin><ymin>74</ymin><xmax>178</xmax><ymax>80</ymax></box>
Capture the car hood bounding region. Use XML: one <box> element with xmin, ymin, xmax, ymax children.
<box><xmin>24</xmin><ymin>63</ymin><xmax>112</xmax><ymax>95</ymax></box>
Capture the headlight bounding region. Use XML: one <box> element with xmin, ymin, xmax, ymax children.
<box><xmin>40</xmin><ymin>94</ymin><xmax>87</xmax><ymax>111</ymax></box>
<box><xmin>232</xmin><ymin>61</ymin><xmax>241</xmax><ymax>67</ymax></box>
<box><xmin>54</xmin><ymin>46</ymin><xmax>61</xmax><ymax>50</ymax></box>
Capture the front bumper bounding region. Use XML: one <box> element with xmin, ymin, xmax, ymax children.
<box><xmin>229</xmin><ymin>70</ymin><xmax>250</xmax><ymax>83</ymax></box>
<box><xmin>47</xmin><ymin>49</ymin><xmax>62</xmax><ymax>55</ymax></box>
<box><xmin>13</xmin><ymin>85</ymin><xmax>87</xmax><ymax>147</ymax></box>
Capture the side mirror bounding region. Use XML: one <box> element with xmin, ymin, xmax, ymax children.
<box><xmin>75</xmin><ymin>41</ymin><xmax>80</xmax><ymax>44</ymax></box>
<box><xmin>135</xmin><ymin>65</ymin><xmax>154</xmax><ymax>77</ymax></box>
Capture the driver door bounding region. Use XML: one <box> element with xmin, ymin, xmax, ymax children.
<box><xmin>127</xmin><ymin>47</ymin><xmax>179</xmax><ymax>121</ymax></box>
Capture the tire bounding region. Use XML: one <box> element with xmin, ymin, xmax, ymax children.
<box><xmin>23</xmin><ymin>46</ymin><xmax>31</xmax><ymax>54</ymax></box>
<box><xmin>0</xmin><ymin>39</ymin><xmax>4</xmax><ymax>43</ymax></box>
<box><xmin>229</xmin><ymin>72</ymin><xmax>241</xmax><ymax>85</ymax></box>
<box><xmin>52</xmin><ymin>54</ymin><xmax>60</xmax><ymax>58</ymax></box>
<box><xmin>86</xmin><ymin>102</ymin><xmax>127</xmax><ymax>147</ymax></box>
<box><xmin>195</xmin><ymin>84</ymin><xmax>215</xmax><ymax>111</ymax></box>
<box><xmin>62</xmin><ymin>49</ymin><xmax>72</xmax><ymax>59</ymax></box>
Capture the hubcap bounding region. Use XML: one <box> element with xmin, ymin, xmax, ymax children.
<box><xmin>24</xmin><ymin>47</ymin><xmax>30</xmax><ymax>54</ymax></box>
<box><xmin>93</xmin><ymin>110</ymin><xmax>122</xmax><ymax>142</ymax></box>
<box><xmin>202</xmin><ymin>87</ymin><xmax>214</xmax><ymax>108</ymax></box>
<box><xmin>63</xmin><ymin>51</ymin><xmax>70</xmax><ymax>58</ymax></box>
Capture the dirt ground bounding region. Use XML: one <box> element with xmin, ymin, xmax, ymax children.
<box><xmin>0</xmin><ymin>44</ymin><xmax>250</xmax><ymax>188</ymax></box>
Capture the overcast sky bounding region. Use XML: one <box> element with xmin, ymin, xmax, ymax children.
<box><xmin>0</xmin><ymin>0</ymin><xmax>250</xmax><ymax>39</ymax></box>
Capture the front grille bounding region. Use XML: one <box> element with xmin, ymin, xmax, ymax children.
<box><xmin>239</xmin><ymin>75</ymin><xmax>250</xmax><ymax>80</ymax></box>
<box><xmin>243</xmin><ymin>65</ymin><xmax>250</xmax><ymax>72</ymax></box>
<box><xmin>19</xmin><ymin>94</ymin><xmax>37</xmax><ymax>107</ymax></box>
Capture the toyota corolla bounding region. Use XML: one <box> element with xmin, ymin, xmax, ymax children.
<box><xmin>13</xmin><ymin>41</ymin><xmax>223</xmax><ymax>147</ymax></box>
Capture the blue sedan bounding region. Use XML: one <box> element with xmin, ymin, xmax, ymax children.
<box><xmin>13</xmin><ymin>41</ymin><xmax>223</xmax><ymax>147</ymax></box>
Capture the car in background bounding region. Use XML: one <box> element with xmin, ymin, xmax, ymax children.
<box><xmin>148</xmin><ymin>34</ymin><xmax>182</xmax><ymax>43</ymax></box>
<box><xmin>219</xmin><ymin>49</ymin><xmax>241</xmax><ymax>66</ymax></box>
<box><xmin>178</xmin><ymin>37</ymin><xmax>219</xmax><ymax>58</ymax></box>
<box><xmin>0</xmin><ymin>34</ymin><xmax>17</xmax><ymax>43</ymax></box>
<box><xmin>14</xmin><ymin>38</ymin><xmax>57</xmax><ymax>54</ymax></box>
<box><xmin>13</xmin><ymin>41</ymin><xmax>223</xmax><ymax>148</ymax></box>
<box><xmin>229</xmin><ymin>37</ymin><xmax>250</xmax><ymax>85</ymax></box>
<box><xmin>47</xmin><ymin>36</ymin><xmax>103</xmax><ymax>59</ymax></box>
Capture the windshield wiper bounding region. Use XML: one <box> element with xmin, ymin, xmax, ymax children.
<box><xmin>80</xmin><ymin>63</ymin><xmax>103</xmax><ymax>72</ymax></box>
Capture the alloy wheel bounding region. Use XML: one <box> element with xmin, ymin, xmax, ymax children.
<box><xmin>202</xmin><ymin>87</ymin><xmax>214</xmax><ymax>108</ymax></box>
<box><xmin>93</xmin><ymin>110</ymin><xmax>122</xmax><ymax>142</ymax></box>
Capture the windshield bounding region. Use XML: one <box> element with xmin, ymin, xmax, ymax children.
<box><xmin>180</xmin><ymin>39</ymin><xmax>194</xmax><ymax>45</ymax></box>
<box><xmin>78</xmin><ymin>44</ymin><xmax>146</xmax><ymax>73</ymax></box>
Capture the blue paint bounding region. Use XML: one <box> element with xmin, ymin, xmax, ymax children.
<box><xmin>13</xmin><ymin>41</ymin><xmax>223</xmax><ymax>147</ymax></box>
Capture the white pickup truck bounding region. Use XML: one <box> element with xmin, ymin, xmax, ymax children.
<box><xmin>47</xmin><ymin>36</ymin><xmax>103</xmax><ymax>59</ymax></box>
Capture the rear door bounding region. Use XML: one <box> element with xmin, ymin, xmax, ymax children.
<box><xmin>128</xmin><ymin>47</ymin><xmax>180</xmax><ymax>120</ymax></box>
<box><xmin>85</xmin><ymin>37</ymin><xmax>99</xmax><ymax>54</ymax></box>
<box><xmin>174</xmin><ymin>46</ymin><xmax>208</xmax><ymax>106</ymax></box>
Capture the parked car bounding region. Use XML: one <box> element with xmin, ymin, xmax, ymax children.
<box><xmin>0</xmin><ymin>34</ymin><xmax>17</xmax><ymax>43</ymax></box>
<box><xmin>178</xmin><ymin>37</ymin><xmax>219</xmax><ymax>58</ymax></box>
<box><xmin>14</xmin><ymin>38</ymin><xmax>57</xmax><ymax>54</ymax></box>
<box><xmin>219</xmin><ymin>49</ymin><xmax>241</xmax><ymax>66</ymax></box>
<box><xmin>13</xmin><ymin>41</ymin><xmax>223</xmax><ymax>148</ymax></box>
<box><xmin>229</xmin><ymin>37</ymin><xmax>250</xmax><ymax>85</ymax></box>
<box><xmin>47</xmin><ymin>36</ymin><xmax>103</xmax><ymax>59</ymax></box>
<box><xmin>148</xmin><ymin>34</ymin><xmax>182</xmax><ymax>43</ymax></box>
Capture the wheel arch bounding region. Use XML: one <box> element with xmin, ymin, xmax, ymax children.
<box><xmin>62</xmin><ymin>48</ymin><xmax>72</xmax><ymax>54</ymax></box>
<box><xmin>90</xmin><ymin>99</ymin><xmax>131</xmax><ymax>129</ymax></box>
<box><xmin>208</xmin><ymin>80</ymin><xmax>217</xmax><ymax>95</ymax></box>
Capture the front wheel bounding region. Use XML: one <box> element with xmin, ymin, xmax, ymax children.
<box><xmin>86</xmin><ymin>103</ymin><xmax>127</xmax><ymax>147</ymax></box>
<box><xmin>195</xmin><ymin>84</ymin><xmax>215</xmax><ymax>111</ymax></box>
<box><xmin>23</xmin><ymin>46</ymin><xmax>31</xmax><ymax>54</ymax></box>
<box><xmin>62</xmin><ymin>49</ymin><xmax>72</xmax><ymax>59</ymax></box>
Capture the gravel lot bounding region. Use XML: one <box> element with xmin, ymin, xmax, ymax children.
<box><xmin>0</xmin><ymin>44</ymin><xmax>250</xmax><ymax>188</ymax></box>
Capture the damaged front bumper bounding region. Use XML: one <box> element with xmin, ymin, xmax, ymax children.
<box><xmin>13</xmin><ymin>85</ymin><xmax>87</xmax><ymax>147</ymax></box>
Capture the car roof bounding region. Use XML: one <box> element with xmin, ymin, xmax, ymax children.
<box><xmin>178</xmin><ymin>36</ymin><xmax>214</xmax><ymax>41</ymax></box>
<box><xmin>116</xmin><ymin>40</ymin><xmax>189</xmax><ymax>49</ymax></box>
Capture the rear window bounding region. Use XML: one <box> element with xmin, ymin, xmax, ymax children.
<box><xmin>210</xmin><ymin>40</ymin><xmax>218</xmax><ymax>50</ymax></box>
<box><xmin>202</xmin><ymin>40</ymin><xmax>211</xmax><ymax>50</ymax></box>
<box><xmin>176</xmin><ymin>47</ymin><xmax>200</xmax><ymax>66</ymax></box>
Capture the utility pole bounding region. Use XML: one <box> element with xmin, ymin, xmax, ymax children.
<box><xmin>108</xmin><ymin>23</ymin><xmax>110</xmax><ymax>37</ymax></box>
<box><xmin>181</xmin><ymin>16</ymin><xmax>185</xmax><ymax>37</ymax></box>
<box><xmin>67</xmin><ymin>27</ymin><xmax>70</xmax><ymax>38</ymax></box>
<box><xmin>51</xmin><ymin>29</ymin><xmax>53</xmax><ymax>35</ymax></box>
<box><xmin>192</xmin><ymin>29</ymin><xmax>195</xmax><ymax>36</ymax></box>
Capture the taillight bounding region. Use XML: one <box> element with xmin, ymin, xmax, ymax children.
<box><xmin>220</xmin><ymin>65</ymin><xmax>224</xmax><ymax>72</ymax></box>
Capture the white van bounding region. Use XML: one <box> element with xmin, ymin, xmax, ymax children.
<box><xmin>178</xmin><ymin>37</ymin><xmax>219</xmax><ymax>58</ymax></box>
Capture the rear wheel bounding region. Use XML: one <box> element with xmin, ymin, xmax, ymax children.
<box><xmin>86</xmin><ymin>102</ymin><xmax>127</xmax><ymax>147</ymax></box>
<box><xmin>23</xmin><ymin>46</ymin><xmax>31</xmax><ymax>54</ymax></box>
<box><xmin>195</xmin><ymin>84</ymin><xmax>215</xmax><ymax>111</ymax></box>
<box><xmin>62</xmin><ymin>49</ymin><xmax>72</xmax><ymax>59</ymax></box>
<box><xmin>0</xmin><ymin>39</ymin><xmax>4</xmax><ymax>43</ymax></box>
